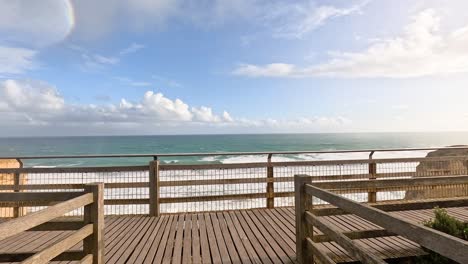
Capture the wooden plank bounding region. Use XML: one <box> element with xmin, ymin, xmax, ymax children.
<box><xmin>162</xmin><ymin>214</ymin><xmax>180</xmax><ymax>263</ymax></box>
<box><xmin>313</xmin><ymin>229</ymin><xmax>394</xmax><ymax>243</ymax></box>
<box><xmin>247</xmin><ymin>210</ymin><xmax>294</xmax><ymax>263</ymax></box>
<box><xmin>210</xmin><ymin>212</ymin><xmax>232</xmax><ymax>263</ymax></box>
<box><xmin>313</xmin><ymin>197</ymin><xmax>468</xmax><ymax>216</ymax></box>
<box><xmin>182</xmin><ymin>214</ymin><xmax>193</xmax><ymax>264</ymax></box>
<box><xmin>0</xmin><ymin>250</ymin><xmax>85</xmax><ymax>262</ymax></box>
<box><xmin>0</xmin><ymin>193</ymin><xmax>92</xmax><ymax>241</ymax></box>
<box><xmin>28</xmin><ymin>221</ymin><xmax>85</xmax><ymax>231</ymax></box>
<box><xmin>197</xmin><ymin>213</ymin><xmax>212</xmax><ymax>264</ymax></box>
<box><xmin>80</xmin><ymin>254</ymin><xmax>93</xmax><ymax>264</ymax></box>
<box><xmin>21</xmin><ymin>224</ymin><xmax>93</xmax><ymax>264</ymax></box>
<box><xmin>160</xmin><ymin>162</ymin><xmax>267</xmax><ymax>170</ymax></box>
<box><xmin>104</xmin><ymin>216</ymin><xmax>144</xmax><ymax>260</ymax></box>
<box><xmin>111</xmin><ymin>217</ymin><xmax>153</xmax><ymax>263</ymax></box>
<box><xmin>306</xmin><ymin>183</ymin><xmax>468</xmax><ymax>263</ymax></box>
<box><xmin>127</xmin><ymin>217</ymin><xmax>164</xmax><ymax>263</ymax></box>
<box><xmin>240</xmin><ymin>210</ymin><xmax>280</xmax><ymax>263</ymax></box>
<box><xmin>191</xmin><ymin>214</ymin><xmax>201</xmax><ymax>264</ymax></box>
<box><xmin>232</xmin><ymin>210</ymin><xmax>272</xmax><ymax>264</ymax></box>
<box><xmin>222</xmin><ymin>211</ymin><xmax>253</xmax><ymax>264</ymax></box>
<box><xmin>0</xmin><ymin>165</ymin><xmax>148</xmax><ymax>174</ymax></box>
<box><xmin>172</xmin><ymin>214</ymin><xmax>185</xmax><ymax>264</ymax></box>
<box><xmin>146</xmin><ymin>216</ymin><xmax>173</xmax><ymax>263</ymax></box>
<box><xmin>264</xmin><ymin>209</ymin><xmax>295</xmax><ymax>241</ymax></box>
<box><xmin>106</xmin><ymin>217</ymin><xmax>151</xmax><ymax>263</ymax></box>
<box><xmin>313</xmin><ymin>175</ymin><xmax>468</xmax><ymax>191</ymax></box>
<box><xmin>306</xmin><ymin>238</ymin><xmax>335</xmax><ymax>264</ymax></box>
<box><xmin>204</xmin><ymin>213</ymin><xmax>222</xmax><ymax>264</ymax></box>
<box><xmin>0</xmin><ymin>192</ymin><xmax>84</xmax><ymax>202</ymax></box>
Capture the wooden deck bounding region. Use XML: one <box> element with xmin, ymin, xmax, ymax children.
<box><xmin>1</xmin><ymin>206</ymin><xmax>468</xmax><ymax>263</ymax></box>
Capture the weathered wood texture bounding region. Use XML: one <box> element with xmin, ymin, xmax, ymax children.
<box><xmin>2</xmin><ymin>206</ymin><xmax>465</xmax><ymax>263</ymax></box>
<box><xmin>305</xmin><ymin>183</ymin><xmax>468</xmax><ymax>263</ymax></box>
<box><xmin>0</xmin><ymin>159</ymin><xmax>26</xmax><ymax>217</ymax></box>
<box><xmin>0</xmin><ymin>183</ymin><xmax>105</xmax><ymax>264</ymax></box>
<box><xmin>1</xmin><ymin>156</ymin><xmax>468</xmax><ymax>215</ymax></box>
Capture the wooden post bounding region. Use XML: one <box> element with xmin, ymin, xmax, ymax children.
<box><xmin>13</xmin><ymin>159</ymin><xmax>23</xmax><ymax>218</ymax></box>
<box><xmin>368</xmin><ymin>152</ymin><xmax>377</xmax><ymax>203</ymax></box>
<box><xmin>84</xmin><ymin>183</ymin><xmax>104</xmax><ymax>264</ymax></box>
<box><xmin>295</xmin><ymin>174</ymin><xmax>312</xmax><ymax>264</ymax></box>
<box><xmin>266</xmin><ymin>154</ymin><xmax>274</xmax><ymax>209</ymax></box>
<box><xmin>149</xmin><ymin>161</ymin><xmax>160</xmax><ymax>217</ymax></box>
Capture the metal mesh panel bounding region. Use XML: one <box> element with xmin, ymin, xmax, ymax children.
<box><xmin>159</xmin><ymin>167</ymin><xmax>267</xmax><ymax>213</ymax></box>
<box><xmin>274</xmin><ymin>162</ymin><xmax>370</xmax><ymax>206</ymax></box>
<box><xmin>1</xmin><ymin>169</ymin><xmax>149</xmax><ymax>216</ymax></box>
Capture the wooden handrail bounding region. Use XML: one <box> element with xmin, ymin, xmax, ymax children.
<box><xmin>295</xmin><ymin>175</ymin><xmax>468</xmax><ymax>263</ymax></box>
<box><xmin>0</xmin><ymin>193</ymin><xmax>92</xmax><ymax>241</ymax></box>
<box><xmin>2</xmin><ymin>145</ymin><xmax>468</xmax><ymax>160</ymax></box>
<box><xmin>1</xmin><ymin>154</ymin><xmax>467</xmax><ymax>216</ymax></box>
<box><xmin>0</xmin><ymin>183</ymin><xmax>105</xmax><ymax>264</ymax></box>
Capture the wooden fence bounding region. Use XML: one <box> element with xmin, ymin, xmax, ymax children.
<box><xmin>0</xmin><ymin>155</ymin><xmax>468</xmax><ymax>215</ymax></box>
<box><xmin>294</xmin><ymin>175</ymin><xmax>468</xmax><ymax>264</ymax></box>
<box><xmin>0</xmin><ymin>183</ymin><xmax>104</xmax><ymax>264</ymax></box>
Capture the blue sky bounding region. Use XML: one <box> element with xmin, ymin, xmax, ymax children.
<box><xmin>1</xmin><ymin>0</ymin><xmax>468</xmax><ymax>136</ymax></box>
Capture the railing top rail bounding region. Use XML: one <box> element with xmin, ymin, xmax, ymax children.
<box><xmin>1</xmin><ymin>146</ymin><xmax>467</xmax><ymax>160</ymax></box>
<box><xmin>1</xmin><ymin>155</ymin><xmax>467</xmax><ymax>172</ymax></box>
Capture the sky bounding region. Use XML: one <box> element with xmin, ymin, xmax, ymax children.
<box><xmin>1</xmin><ymin>0</ymin><xmax>468</xmax><ymax>136</ymax></box>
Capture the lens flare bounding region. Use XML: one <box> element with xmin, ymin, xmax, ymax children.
<box><xmin>61</xmin><ymin>0</ymin><xmax>76</xmax><ymax>41</ymax></box>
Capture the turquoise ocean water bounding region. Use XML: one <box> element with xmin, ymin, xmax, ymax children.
<box><xmin>1</xmin><ymin>132</ymin><xmax>468</xmax><ymax>167</ymax></box>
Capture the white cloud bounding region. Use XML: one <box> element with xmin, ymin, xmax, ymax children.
<box><xmin>69</xmin><ymin>0</ymin><xmax>362</xmax><ymax>40</ymax></box>
<box><xmin>140</xmin><ymin>91</ymin><xmax>193</xmax><ymax>121</ymax></box>
<box><xmin>0</xmin><ymin>79</ymin><xmax>64</xmax><ymax>111</ymax></box>
<box><xmin>0</xmin><ymin>79</ymin><xmax>351</xmax><ymax>134</ymax></box>
<box><xmin>119</xmin><ymin>43</ymin><xmax>145</xmax><ymax>55</ymax></box>
<box><xmin>115</xmin><ymin>77</ymin><xmax>152</xmax><ymax>87</ymax></box>
<box><xmin>0</xmin><ymin>46</ymin><xmax>37</xmax><ymax>74</ymax></box>
<box><xmin>192</xmin><ymin>106</ymin><xmax>221</xmax><ymax>123</ymax></box>
<box><xmin>263</xmin><ymin>1</ymin><xmax>367</xmax><ymax>39</ymax></box>
<box><xmin>233</xmin><ymin>63</ymin><xmax>295</xmax><ymax>77</ymax></box>
<box><xmin>80</xmin><ymin>53</ymin><xmax>119</xmax><ymax>71</ymax></box>
<box><xmin>234</xmin><ymin>9</ymin><xmax>468</xmax><ymax>78</ymax></box>
<box><xmin>222</xmin><ymin>111</ymin><xmax>234</xmax><ymax>122</ymax></box>
<box><xmin>0</xmin><ymin>0</ymin><xmax>74</xmax><ymax>47</ymax></box>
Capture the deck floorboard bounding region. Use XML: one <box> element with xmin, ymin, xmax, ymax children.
<box><xmin>2</xmin><ymin>206</ymin><xmax>468</xmax><ymax>263</ymax></box>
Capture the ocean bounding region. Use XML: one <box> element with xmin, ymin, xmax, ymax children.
<box><xmin>1</xmin><ymin>132</ymin><xmax>468</xmax><ymax>167</ymax></box>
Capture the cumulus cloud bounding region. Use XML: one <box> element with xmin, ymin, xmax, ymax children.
<box><xmin>0</xmin><ymin>46</ymin><xmax>37</xmax><ymax>74</ymax></box>
<box><xmin>0</xmin><ymin>79</ymin><xmax>64</xmax><ymax>111</ymax></box>
<box><xmin>0</xmin><ymin>79</ymin><xmax>350</xmax><ymax>134</ymax></box>
<box><xmin>234</xmin><ymin>9</ymin><xmax>468</xmax><ymax>78</ymax></box>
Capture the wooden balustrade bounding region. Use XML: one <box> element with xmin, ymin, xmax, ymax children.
<box><xmin>294</xmin><ymin>175</ymin><xmax>468</xmax><ymax>264</ymax></box>
<box><xmin>0</xmin><ymin>155</ymin><xmax>467</xmax><ymax>216</ymax></box>
<box><xmin>0</xmin><ymin>183</ymin><xmax>104</xmax><ymax>264</ymax></box>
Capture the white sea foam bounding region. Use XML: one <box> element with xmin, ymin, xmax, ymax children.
<box><xmin>200</xmin><ymin>156</ymin><xmax>219</xmax><ymax>162</ymax></box>
<box><xmin>163</xmin><ymin>160</ymin><xmax>179</xmax><ymax>164</ymax></box>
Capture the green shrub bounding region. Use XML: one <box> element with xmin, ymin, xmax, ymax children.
<box><xmin>415</xmin><ymin>207</ymin><xmax>468</xmax><ymax>263</ymax></box>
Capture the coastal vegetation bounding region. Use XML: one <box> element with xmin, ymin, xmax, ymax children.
<box><xmin>416</xmin><ymin>208</ymin><xmax>468</xmax><ymax>263</ymax></box>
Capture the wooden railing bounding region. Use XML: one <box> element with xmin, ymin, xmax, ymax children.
<box><xmin>294</xmin><ymin>175</ymin><xmax>468</xmax><ymax>264</ymax></box>
<box><xmin>1</xmin><ymin>153</ymin><xmax>468</xmax><ymax>215</ymax></box>
<box><xmin>0</xmin><ymin>183</ymin><xmax>104</xmax><ymax>264</ymax></box>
